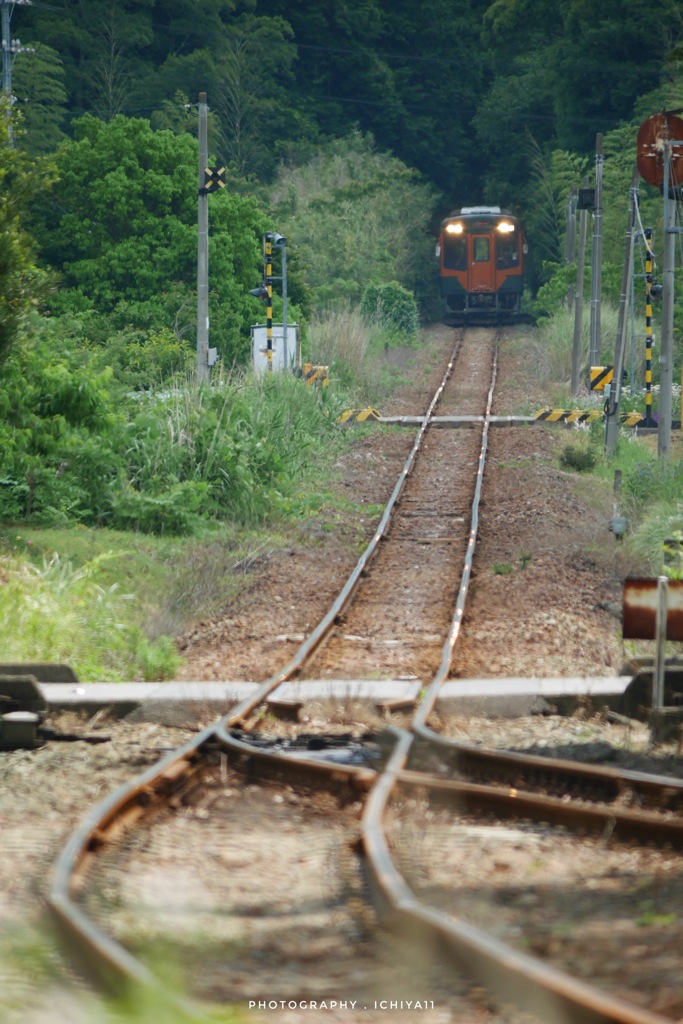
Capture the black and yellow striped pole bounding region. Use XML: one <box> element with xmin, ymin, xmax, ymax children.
<box><xmin>643</xmin><ymin>228</ymin><xmax>657</xmax><ymax>426</ymax></box>
<box><xmin>264</xmin><ymin>234</ymin><xmax>273</xmax><ymax>371</ymax></box>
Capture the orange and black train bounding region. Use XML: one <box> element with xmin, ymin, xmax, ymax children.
<box><xmin>436</xmin><ymin>206</ymin><xmax>528</xmax><ymax>324</ymax></box>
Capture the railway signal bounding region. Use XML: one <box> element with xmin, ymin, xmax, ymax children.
<box><xmin>202</xmin><ymin>165</ymin><xmax>226</xmax><ymax>193</ymax></box>
<box><xmin>249</xmin><ymin>232</ymin><xmax>289</xmax><ymax>372</ymax></box>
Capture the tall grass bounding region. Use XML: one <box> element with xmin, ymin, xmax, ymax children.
<box><xmin>529</xmin><ymin>304</ymin><xmax>620</xmax><ymax>390</ymax></box>
<box><xmin>306</xmin><ymin>304</ymin><xmax>419</xmax><ymax>400</ymax></box>
<box><xmin>112</xmin><ymin>368</ymin><xmax>350</xmax><ymax>532</ymax></box>
<box><xmin>306</xmin><ymin>306</ymin><xmax>372</xmax><ymax>389</ymax></box>
<box><xmin>531</xmin><ymin>299</ymin><xmax>683</xmax><ymax>576</ymax></box>
<box><xmin>0</xmin><ymin>551</ymin><xmax>182</xmax><ymax>680</ymax></box>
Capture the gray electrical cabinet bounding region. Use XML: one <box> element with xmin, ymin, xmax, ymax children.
<box><xmin>251</xmin><ymin>324</ymin><xmax>299</xmax><ymax>374</ymax></box>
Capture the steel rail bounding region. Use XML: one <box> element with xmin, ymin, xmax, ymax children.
<box><xmin>47</xmin><ymin>726</ymin><xmax>217</xmax><ymax>1018</ymax></box>
<box><xmin>46</xmin><ymin>330</ymin><xmax>467</xmax><ymax>1005</ymax></box>
<box><xmin>217</xmin><ymin>327</ymin><xmax>467</xmax><ymax>728</ymax></box>
<box><xmin>361</xmin><ymin>737</ymin><xmax>675</xmax><ymax>1024</ymax></box>
<box><xmin>47</xmin><ymin>722</ymin><xmax>376</xmax><ymax>1010</ymax></box>
<box><xmin>412</xmin><ymin>331</ymin><xmax>498</xmax><ymax>726</ymax></box>
<box><xmin>396</xmin><ymin>769</ymin><xmax>683</xmax><ymax>847</ymax></box>
<box><xmin>356</xmin><ymin>339</ymin><xmax>683</xmax><ymax>1023</ymax></box>
<box><xmin>408</xmin><ymin>730</ymin><xmax>683</xmax><ymax>812</ymax></box>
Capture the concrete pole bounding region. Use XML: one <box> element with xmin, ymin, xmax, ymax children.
<box><xmin>589</xmin><ymin>133</ymin><xmax>604</xmax><ymax>374</ymax></box>
<box><xmin>196</xmin><ymin>92</ymin><xmax>210</xmax><ymax>384</ymax></box>
<box><xmin>571</xmin><ymin>181</ymin><xmax>589</xmax><ymax>395</ymax></box>
<box><xmin>658</xmin><ymin>145</ymin><xmax>677</xmax><ymax>458</ymax></box>
<box><xmin>566</xmin><ymin>188</ymin><xmax>578</xmax><ymax>315</ymax></box>
<box><xmin>605</xmin><ymin>169</ymin><xmax>639</xmax><ymax>454</ymax></box>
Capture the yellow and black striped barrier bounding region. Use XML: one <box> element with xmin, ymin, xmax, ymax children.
<box><xmin>589</xmin><ymin>365</ymin><xmax>614</xmax><ymax>391</ymax></box>
<box><xmin>534</xmin><ymin>408</ymin><xmax>603</xmax><ymax>424</ymax></box>
<box><xmin>339</xmin><ymin>407</ymin><xmax>382</xmax><ymax>425</ymax></box>
<box><xmin>302</xmin><ymin>362</ymin><xmax>329</xmax><ymax>387</ymax></box>
<box><xmin>534</xmin><ymin>408</ymin><xmax>646</xmax><ymax>426</ymax></box>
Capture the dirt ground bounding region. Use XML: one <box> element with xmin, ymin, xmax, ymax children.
<box><xmin>176</xmin><ymin>323</ymin><xmax>627</xmax><ymax>685</ymax></box>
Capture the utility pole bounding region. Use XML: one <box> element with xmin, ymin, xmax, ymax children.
<box><xmin>196</xmin><ymin>92</ymin><xmax>210</xmax><ymax>384</ymax></box>
<box><xmin>1</xmin><ymin>0</ymin><xmax>32</xmax><ymax>144</ymax></box>
<box><xmin>571</xmin><ymin>179</ymin><xmax>589</xmax><ymax>395</ymax></box>
<box><xmin>605</xmin><ymin>168</ymin><xmax>639</xmax><ymax>454</ymax></box>
<box><xmin>658</xmin><ymin>142</ymin><xmax>680</xmax><ymax>458</ymax></box>
<box><xmin>589</xmin><ymin>133</ymin><xmax>604</xmax><ymax>373</ymax></box>
<box><xmin>566</xmin><ymin>187</ymin><xmax>578</xmax><ymax>314</ymax></box>
<box><xmin>1</xmin><ymin>1</ymin><xmax>11</xmax><ymax>97</ymax></box>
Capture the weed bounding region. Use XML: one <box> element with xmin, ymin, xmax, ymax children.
<box><xmin>492</xmin><ymin>562</ymin><xmax>514</xmax><ymax>575</ymax></box>
<box><xmin>635</xmin><ymin>900</ymin><xmax>677</xmax><ymax>928</ymax></box>
<box><xmin>0</xmin><ymin>550</ymin><xmax>181</xmax><ymax>681</ymax></box>
<box><xmin>559</xmin><ymin>442</ymin><xmax>597</xmax><ymax>472</ymax></box>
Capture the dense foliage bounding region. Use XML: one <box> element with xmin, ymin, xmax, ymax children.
<box><xmin>0</xmin><ymin>0</ymin><xmax>681</xmax><ymax>543</ymax></box>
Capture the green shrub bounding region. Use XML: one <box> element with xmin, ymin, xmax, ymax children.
<box><xmin>559</xmin><ymin>442</ymin><xmax>598</xmax><ymax>472</ymax></box>
<box><xmin>96</xmin><ymin>327</ymin><xmax>195</xmax><ymax>391</ymax></box>
<box><xmin>111</xmin><ymin>482</ymin><xmax>210</xmax><ymax>536</ymax></box>
<box><xmin>360</xmin><ymin>282</ymin><xmax>419</xmax><ymax>341</ymax></box>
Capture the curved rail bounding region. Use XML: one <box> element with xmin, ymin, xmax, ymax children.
<box><xmin>47</xmin><ymin>329</ymin><xmax>467</xmax><ymax>1002</ymax></box>
<box><xmin>47</xmin><ymin>328</ymin><xmax>683</xmax><ymax>1024</ymax></box>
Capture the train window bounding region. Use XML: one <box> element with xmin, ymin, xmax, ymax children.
<box><xmin>473</xmin><ymin>237</ymin><xmax>490</xmax><ymax>262</ymax></box>
<box><xmin>496</xmin><ymin>232</ymin><xmax>519</xmax><ymax>269</ymax></box>
<box><xmin>443</xmin><ymin>234</ymin><xmax>466</xmax><ymax>271</ymax></box>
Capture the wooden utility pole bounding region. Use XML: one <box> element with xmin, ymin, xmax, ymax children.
<box><xmin>589</xmin><ymin>133</ymin><xmax>604</xmax><ymax>374</ymax></box>
<box><xmin>196</xmin><ymin>92</ymin><xmax>210</xmax><ymax>384</ymax></box>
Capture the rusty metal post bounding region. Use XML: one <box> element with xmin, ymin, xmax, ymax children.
<box><xmin>654</xmin><ymin>575</ymin><xmax>668</xmax><ymax>710</ymax></box>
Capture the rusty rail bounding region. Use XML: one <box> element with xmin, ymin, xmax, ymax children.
<box><xmin>47</xmin><ymin>328</ymin><xmax>683</xmax><ymax>1023</ymax></box>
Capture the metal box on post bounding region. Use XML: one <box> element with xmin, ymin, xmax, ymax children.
<box><xmin>251</xmin><ymin>324</ymin><xmax>299</xmax><ymax>374</ymax></box>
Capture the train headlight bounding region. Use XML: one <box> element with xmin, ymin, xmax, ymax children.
<box><xmin>445</xmin><ymin>222</ymin><xmax>463</xmax><ymax>235</ymax></box>
<box><xmin>496</xmin><ymin>220</ymin><xmax>515</xmax><ymax>233</ymax></box>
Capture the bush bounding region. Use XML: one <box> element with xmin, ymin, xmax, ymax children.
<box><xmin>559</xmin><ymin>442</ymin><xmax>597</xmax><ymax>472</ymax></box>
<box><xmin>360</xmin><ymin>282</ymin><xmax>419</xmax><ymax>342</ymax></box>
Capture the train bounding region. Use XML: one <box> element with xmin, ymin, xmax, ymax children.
<box><xmin>436</xmin><ymin>206</ymin><xmax>529</xmax><ymax>325</ymax></box>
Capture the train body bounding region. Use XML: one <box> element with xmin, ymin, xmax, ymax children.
<box><xmin>436</xmin><ymin>206</ymin><xmax>527</xmax><ymax>325</ymax></box>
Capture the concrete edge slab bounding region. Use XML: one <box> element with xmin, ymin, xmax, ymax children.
<box><xmin>40</xmin><ymin>676</ymin><xmax>631</xmax><ymax>717</ymax></box>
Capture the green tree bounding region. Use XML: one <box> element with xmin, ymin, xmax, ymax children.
<box><xmin>30</xmin><ymin>114</ymin><xmax>270</xmax><ymax>365</ymax></box>
<box><xmin>0</xmin><ymin>107</ymin><xmax>52</xmax><ymax>362</ymax></box>
<box><xmin>372</xmin><ymin>0</ymin><xmax>490</xmax><ymax>199</ymax></box>
<box><xmin>269</xmin><ymin>131</ymin><xmax>437</xmax><ymax>311</ymax></box>
<box><xmin>12</xmin><ymin>44</ymin><xmax>69</xmax><ymax>156</ymax></box>
<box><xmin>213</xmin><ymin>14</ymin><xmax>303</xmax><ymax>180</ymax></box>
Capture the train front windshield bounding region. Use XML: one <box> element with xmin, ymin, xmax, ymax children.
<box><xmin>443</xmin><ymin>232</ymin><xmax>466</xmax><ymax>270</ymax></box>
<box><xmin>495</xmin><ymin>230</ymin><xmax>519</xmax><ymax>269</ymax></box>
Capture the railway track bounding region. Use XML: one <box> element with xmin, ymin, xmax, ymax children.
<box><xmin>47</xmin><ymin>327</ymin><xmax>683</xmax><ymax>1024</ymax></box>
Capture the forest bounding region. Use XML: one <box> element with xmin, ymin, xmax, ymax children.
<box><xmin>1</xmin><ymin>0</ymin><xmax>682</xmax><ymax>542</ymax></box>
